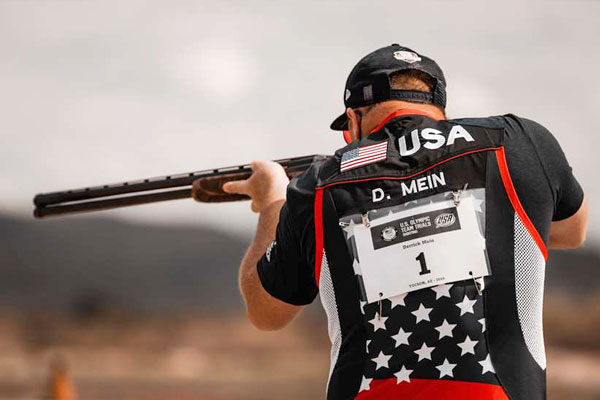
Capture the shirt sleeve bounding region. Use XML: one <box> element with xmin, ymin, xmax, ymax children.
<box><xmin>256</xmin><ymin>164</ymin><xmax>320</xmax><ymax>306</ymax></box>
<box><xmin>520</xmin><ymin>118</ymin><xmax>584</xmax><ymax>221</ymax></box>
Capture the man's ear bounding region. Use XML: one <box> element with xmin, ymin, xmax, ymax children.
<box><xmin>346</xmin><ymin>108</ymin><xmax>360</xmax><ymax>142</ymax></box>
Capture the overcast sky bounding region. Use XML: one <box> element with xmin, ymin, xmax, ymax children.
<box><xmin>1</xmin><ymin>0</ymin><xmax>598</xmax><ymax>240</ymax></box>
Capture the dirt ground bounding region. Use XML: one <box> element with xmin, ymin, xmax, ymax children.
<box><xmin>0</xmin><ymin>311</ymin><xmax>598</xmax><ymax>400</ymax></box>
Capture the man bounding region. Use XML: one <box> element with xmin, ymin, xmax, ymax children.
<box><xmin>223</xmin><ymin>44</ymin><xmax>588</xmax><ymax>400</ymax></box>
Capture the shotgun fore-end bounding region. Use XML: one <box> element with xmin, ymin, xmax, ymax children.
<box><xmin>191</xmin><ymin>170</ymin><xmax>306</xmax><ymax>203</ymax></box>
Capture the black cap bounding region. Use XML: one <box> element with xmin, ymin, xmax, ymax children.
<box><xmin>330</xmin><ymin>44</ymin><xmax>447</xmax><ymax>131</ymax></box>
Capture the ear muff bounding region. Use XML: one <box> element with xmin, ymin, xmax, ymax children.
<box><xmin>343</xmin><ymin>130</ymin><xmax>353</xmax><ymax>144</ymax></box>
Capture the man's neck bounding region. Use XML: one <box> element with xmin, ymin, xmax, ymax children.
<box><xmin>362</xmin><ymin>101</ymin><xmax>447</xmax><ymax>137</ymax></box>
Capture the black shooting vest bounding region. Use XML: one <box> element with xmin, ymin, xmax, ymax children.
<box><xmin>312</xmin><ymin>111</ymin><xmax>548</xmax><ymax>400</ymax></box>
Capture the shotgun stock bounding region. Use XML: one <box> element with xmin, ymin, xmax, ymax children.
<box><xmin>33</xmin><ymin>155</ymin><xmax>328</xmax><ymax>219</ymax></box>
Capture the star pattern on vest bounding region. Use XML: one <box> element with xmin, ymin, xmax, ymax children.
<box><xmin>395</xmin><ymin>366</ymin><xmax>413</xmax><ymax>383</ymax></box>
<box><xmin>358</xmin><ymin>376</ymin><xmax>372</xmax><ymax>392</ymax></box>
<box><xmin>478</xmin><ymin>318</ymin><xmax>486</xmax><ymax>332</ymax></box>
<box><xmin>358</xmin><ymin>280</ymin><xmax>501</xmax><ymax>393</ymax></box>
<box><xmin>411</xmin><ymin>303</ymin><xmax>433</xmax><ymax>323</ymax></box>
<box><xmin>435</xmin><ymin>319</ymin><xmax>456</xmax><ymax>339</ymax></box>
<box><xmin>473</xmin><ymin>197</ymin><xmax>484</xmax><ymax>212</ymax></box>
<box><xmin>436</xmin><ymin>358</ymin><xmax>457</xmax><ymax>378</ymax></box>
<box><xmin>431</xmin><ymin>283</ymin><xmax>452</xmax><ymax>299</ymax></box>
<box><xmin>353</xmin><ymin>259</ymin><xmax>362</xmax><ymax>276</ymax></box>
<box><xmin>455</xmin><ymin>294</ymin><xmax>477</xmax><ymax>316</ymax></box>
<box><xmin>414</xmin><ymin>342</ymin><xmax>434</xmax><ymax>361</ymax></box>
<box><xmin>389</xmin><ymin>292</ymin><xmax>407</xmax><ymax>308</ymax></box>
<box><xmin>342</xmin><ymin>219</ymin><xmax>357</xmax><ymax>239</ymax></box>
<box><xmin>479</xmin><ymin>354</ymin><xmax>496</xmax><ymax>374</ymax></box>
<box><xmin>391</xmin><ymin>327</ymin><xmax>411</xmax><ymax>347</ymax></box>
<box><xmin>369</xmin><ymin>315</ymin><xmax>388</xmax><ymax>331</ymax></box>
<box><xmin>340</xmin><ymin>191</ymin><xmax>500</xmax><ymax>394</ymax></box>
<box><xmin>372</xmin><ymin>351</ymin><xmax>392</xmax><ymax>370</ymax></box>
<box><xmin>457</xmin><ymin>335</ymin><xmax>478</xmax><ymax>355</ymax></box>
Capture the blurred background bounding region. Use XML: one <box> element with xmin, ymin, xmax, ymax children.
<box><xmin>1</xmin><ymin>1</ymin><xmax>599</xmax><ymax>399</ymax></box>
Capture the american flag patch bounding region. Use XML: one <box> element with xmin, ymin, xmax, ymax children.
<box><xmin>340</xmin><ymin>141</ymin><xmax>388</xmax><ymax>172</ymax></box>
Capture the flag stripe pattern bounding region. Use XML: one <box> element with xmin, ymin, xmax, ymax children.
<box><xmin>354</xmin><ymin>378</ymin><xmax>508</xmax><ymax>400</ymax></box>
<box><xmin>340</xmin><ymin>141</ymin><xmax>388</xmax><ymax>172</ymax></box>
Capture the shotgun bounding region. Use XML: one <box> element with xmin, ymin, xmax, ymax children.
<box><xmin>33</xmin><ymin>154</ymin><xmax>328</xmax><ymax>219</ymax></box>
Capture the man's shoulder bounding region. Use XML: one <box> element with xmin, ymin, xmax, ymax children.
<box><xmin>451</xmin><ymin>113</ymin><xmax>527</xmax><ymax>129</ymax></box>
<box><xmin>451</xmin><ymin>114</ymin><xmax>551</xmax><ymax>138</ymax></box>
<box><xmin>449</xmin><ymin>115</ymin><xmax>507</xmax><ymax>129</ymax></box>
<box><xmin>283</xmin><ymin>156</ymin><xmax>334</xmax><ymax>223</ymax></box>
<box><xmin>287</xmin><ymin>156</ymin><xmax>330</xmax><ymax>201</ymax></box>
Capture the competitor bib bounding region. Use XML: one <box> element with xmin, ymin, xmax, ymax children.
<box><xmin>343</xmin><ymin>193</ymin><xmax>489</xmax><ymax>303</ymax></box>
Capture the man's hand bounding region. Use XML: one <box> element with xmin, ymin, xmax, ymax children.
<box><xmin>222</xmin><ymin>161</ymin><xmax>290</xmax><ymax>213</ymax></box>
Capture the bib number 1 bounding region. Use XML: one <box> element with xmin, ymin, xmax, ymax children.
<box><xmin>416</xmin><ymin>252</ymin><xmax>431</xmax><ymax>275</ymax></box>
<box><xmin>345</xmin><ymin>194</ymin><xmax>489</xmax><ymax>303</ymax></box>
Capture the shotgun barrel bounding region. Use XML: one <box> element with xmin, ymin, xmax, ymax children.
<box><xmin>33</xmin><ymin>154</ymin><xmax>327</xmax><ymax>219</ymax></box>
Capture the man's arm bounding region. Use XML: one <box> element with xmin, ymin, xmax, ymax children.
<box><xmin>514</xmin><ymin>117</ymin><xmax>588</xmax><ymax>250</ymax></box>
<box><xmin>223</xmin><ymin>161</ymin><xmax>302</xmax><ymax>331</ymax></box>
<box><xmin>549</xmin><ymin>197</ymin><xmax>588</xmax><ymax>249</ymax></box>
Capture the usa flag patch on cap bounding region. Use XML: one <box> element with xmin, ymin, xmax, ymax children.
<box><xmin>340</xmin><ymin>140</ymin><xmax>388</xmax><ymax>172</ymax></box>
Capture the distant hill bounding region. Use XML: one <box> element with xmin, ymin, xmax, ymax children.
<box><xmin>546</xmin><ymin>247</ymin><xmax>600</xmax><ymax>294</ymax></box>
<box><xmin>0</xmin><ymin>213</ymin><xmax>250</xmax><ymax>314</ymax></box>
<box><xmin>0</xmin><ymin>213</ymin><xmax>598</xmax><ymax>315</ymax></box>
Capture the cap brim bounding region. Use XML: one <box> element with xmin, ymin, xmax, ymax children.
<box><xmin>330</xmin><ymin>112</ymin><xmax>348</xmax><ymax>131</ymax></box>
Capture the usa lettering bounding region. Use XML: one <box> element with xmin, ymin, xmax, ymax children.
<box><xmin>398</xmin><ymin>125</ymin><xmax>475</xmax><ymax>157</ymax></box>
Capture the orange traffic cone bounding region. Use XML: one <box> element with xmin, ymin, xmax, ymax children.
<box><xmin>46</xmin><ymin>355</ymin><xmax>76</xmax><ymax>400</ymax></box>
